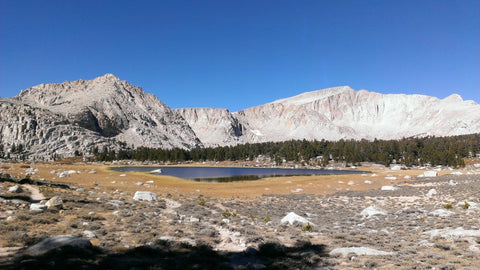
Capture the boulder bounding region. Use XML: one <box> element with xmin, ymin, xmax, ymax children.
<box><xmin>0</xmin><ymin>172</ymin><xmax>12</xmax><ymax>179</ymax></box>
<box><xmin>8</xmin><ymin>185</ymin><xmax>22</xmax><ymax>193</ymax></box>
<box><xmin>24</xmin><ymin>235</ymin><xmax>93</xmax><ymax>257</ymax></box>
<box><xmin>30</xmin><ymin>203</ymin><xmax>47</xmax><ymax>212</ymax></box>
<box><xmin>83</xmin><ymin>230</ymin><xmax>96</xmax><ymax>239</ymax></box>
<box><xmin>429</xmin><ymin>209</ymin><xmax>453</xmax><ymax>217</ymax></box>
<box><xmin>380</xmin><ymin>186</ymin><xmax>399</xmax><ymax>191</ymax></box>
<box><xmin>419</xmin><ymin>171</ymin><xmax>438</xmax><ymax>177</ymax></box>
<box><xmin>390</xmin><ymin>165</ymin><xmax>402</xmax><ymax>171</ymax></box>
<box><xmin>360</xmin><ymin>206</ymin><xmax>387</xmax><ymax>218</ymax></box>
<box><xmin>280</xmin><ymin>212</ymin><xmax>312</xmax><ymax>225</ymax></box>
<box><xmin>133</xmin><ymin>191</ymin><xmax>157</xmax><ymax>202</ymax></box>
<box><xmin>426</xmin><ymin>189</ymin><xmax>437</xmax><ymax>197</ymax></box>
<box><xmin>45</xmin><ymin>196</ymin><xmax>63</xmax><ymax>210</ymax></box>
<box><xmin>330</xmin><ymin>247</ymin><xmax>396</xmax><ymax>256</ymax></box>
<box><xmin>58</xmin><ymin>171</ymin><xmax>70</xmax><ymax>178</ymax></box>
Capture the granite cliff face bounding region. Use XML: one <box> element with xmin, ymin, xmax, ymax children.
<box><xmin>13</xmin><ymin>74</ymin><xmax>201</xmax><ymax>149</ymax></box>
<box><xmin>231</xmin><ymin>86</ymin><xmax>480</xmax><ymax>143</ymax></box>
<box><xmin>175</xmin><ymin>108</ymin><xmax>245</xmax><ymax>147</ymax></box>
<box><xmin>1</xmin><ymin>74</ymin><xmax>201</xmax><ymax>159</ymax></box>
<box><xmin>180</xmin><ymin>86</ymin><xmax>480</xmax><ymax>145</ymax></box>
<box><xmin>1</xmin><ymin>74</ymin><xmax>479</xmax><ymax>160</ymax></box>
<box><xmin>0</xmin><ymin>99</ymin><xmax>114</xmax><ymax>160</ymax></box>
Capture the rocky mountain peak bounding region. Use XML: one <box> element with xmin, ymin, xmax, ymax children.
<box><xmin>1</xmin><ymin>75</ymin><xmax>479</xmax><ymax>160</ymax></box>
<box><xmin>2</xmin><ymin>74</ymin><xmax>201</xmax><ymax>159</ymax></box>
<box><xmin>443</xmin><ymin>93</ymin><xmax>463</xmax><ymax>102</ymax></box>
<box><xmin>271</xmin><ymin>86</ymin><xmax>354</xmax><ymax>106</ymax></box>
<box><xmin>96</xmin><ymin>73</ymin><xmax>120</xmax><ymax>81</ymax></box>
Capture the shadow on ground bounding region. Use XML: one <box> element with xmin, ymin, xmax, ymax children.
<box><xmin>3</xmin><ymin>239</ymin><xmax>330</xmax><ymax>270</ymax></box>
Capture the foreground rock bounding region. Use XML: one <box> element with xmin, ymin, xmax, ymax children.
<box><xmin>1</xmin><ymin>173</ymin><xmax>478</xmax><ymax>269</ymax></box>
<box><xmin>330</xmin><ymin>247</ymin><xmax>396</xmax><ymax>256</ymax></box>
<box><xmin>23</xmin><ymin>235</ymin><xmax>93</xmax><ymax>257</ymax></box>
<box><xmin>45</xmin><ymin>196</ymin><xmax>63</xmax><ymax>210</ymax></box>
<box><xmin>8</xmin><ymin>185</ymin><xmax>22</xmax><ymax>193</ymax></box>
<box><xmin>133</xmin><ymin>191</ymin><xmax>157</xmax><ymax>201</ymax></box>
<box><xmin>280</xmin><ymin>212</ymin><xmax>312</xmax><ymax>225</ymax></box>
<box><xmin>29</xmin><ymin>203</ymin><xmax>46</xmax><ymax>212</ymax></box>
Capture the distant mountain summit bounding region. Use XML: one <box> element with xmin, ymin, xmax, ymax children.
<box><xmin>1</xmin><ymin>74</ymin><xmax>201</xmax><ymax>159</ymax></box>
<box><xmin>1</xmin><ymin>74</ymin><xmax>479</xmax><ymax>159</ymax></box>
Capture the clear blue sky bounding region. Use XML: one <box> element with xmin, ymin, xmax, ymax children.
<box><xmin>1</xmin><ymin>0</ymin><xmax>479</xmax><ymax>111</ymax></box>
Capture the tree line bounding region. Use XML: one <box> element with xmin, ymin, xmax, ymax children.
<box><xmin>93</xmin><ymin>134</ymin><xmax>480</xmax><ymax>168</ymax></box>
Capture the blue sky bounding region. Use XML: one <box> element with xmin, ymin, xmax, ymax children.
<box><xmin>1</xmin><ymin>0</ymin><xmax>479</xmax><ymax>111</ymax></box>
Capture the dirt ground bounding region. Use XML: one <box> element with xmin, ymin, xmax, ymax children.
<box><xmin>0</xmin><ymin>162</ymin><xmax>456</xmax><ymax>198</ymax></box>
<box><xmin>1</xmin><ymin>161</ymin><xmax>479</xmax><ymax>269</ymax></box>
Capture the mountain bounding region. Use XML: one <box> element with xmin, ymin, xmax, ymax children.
<box><xmin>1</xmin><ymin>74</ymin><xmax>479</xmax><ymax>160</ymax></box>
<box><xmin>0</xmin><ymin>99</ymin><xmax>114</xmax><ymax>160</ymax></box>
<box><xmin>230</xmin><ymin>86</ymin><xmax>480</xmax><ymax>143</ymax></box>
<box><xmin>175</xmin><ymin>108</ymin><xmax>245</xmax><ymax>147</ymax></box>
<box><xmin>179</xmin><ymin>86</ymin><xmax>480</xmax><ymax>145</ymax></box>
<box><xmin>1</xmin><ymin>74</ymin><xmax>201</xmax><ymax>159</ymax></box>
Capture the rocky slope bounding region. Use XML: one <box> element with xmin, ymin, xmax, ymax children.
<box><xmin>175</xmin><ymin>108</ymin><xmax>245</xmax><ymax>147</ymax></box>
<box><xmin>1</xmin><ymin>74</ymin><xmax>201</xmax><ymax>159</ymax></box>
<box><xmin>0</xmin><ymin>99</ymin><xmax>114</xmax><ymax>160</ymax></box>
<box><xmin>1</xmin><ymin>74</ymin><xmax>479</xmax><ymax>159</ymax></box>
<box><xmin>176</xmin><ymin>86</ymin><xmax>480</xmax><ymax>145</ymax></box>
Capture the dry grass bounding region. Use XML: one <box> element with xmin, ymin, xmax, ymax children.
<box><xmin>1</xmin><ymin>162</ymin><xmax>451</xmax><ymax>199</ymax></box>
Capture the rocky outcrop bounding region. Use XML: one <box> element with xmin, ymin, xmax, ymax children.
<box><xmin>175</xmin><ymin>108</ymin><xmax>245</xmax><ymax>147</ymax></box>
<box><xmin>234</xmin><ymin>86</ymin><xmax>480</xmax><ymax>143</ymax></box>
<box><xmin>179</xmin><ymin>86</ymin><xmax>480</xmax><ymax>145</ymax></box>
<box><xmin>13</xmin><ymin>74</ymin><xmax>201</xmax><ymax>150</ymax></box>
<box><xmin>1</xmin><ymin>74</ymin><xmax>203</xmax><ymax>160</ymax></box>
<box><xmin>0</xmin><ymin>99</ymin><xmax>114</xmax><ymax>160</ymax></box>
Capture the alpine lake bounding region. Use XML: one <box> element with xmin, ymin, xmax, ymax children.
<box><xmin>110</xmin><ymin>166</ymin><xmax>367</xmax><ymax>182</ymax></box>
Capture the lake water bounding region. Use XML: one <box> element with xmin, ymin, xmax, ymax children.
<box><xmin>110</xmin><ymin>166</ymin><xmax>364</xmax><ymax>182</ymax></box>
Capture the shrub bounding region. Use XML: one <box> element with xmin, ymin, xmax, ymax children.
<box><xmin>443</xmin><ymin>203</ymin><xmax>453</xmax><ymax>209</ymax></box>
<box><xmin>301</xmin><ymin>223</ymin><xmax>312</xmax><ymax>232</ymax></box>
<box><xmin>197</xmin><ymin>197</ymin><xmax>206</xmax><ymax>206</ymax></box>
<box><xmin>221</xmin><ymin>210</ymin><xmax>231</xmax><ymax>219</ymax></box>
<box><xmin>461</xmin><ymin>201</ymin><xmax>470</xmax><ymax>210</ymax></box>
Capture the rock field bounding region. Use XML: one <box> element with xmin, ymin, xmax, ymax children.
<box><xmin>0</xmin><ymin>166</ymin><xmax>479</xmax><ymax>269</ymax></box>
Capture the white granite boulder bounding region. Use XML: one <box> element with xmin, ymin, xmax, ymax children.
<box><xmin>30</xmin><ymin>203</ymin><xmax>47</xmax><ymax>212</ymax></box>
<box><xmin>46</xmin><ymin>196</ymin><xmax>63</xmax><ymax>210</ymax></box>
<box><xmin>419</xmin><ymin>171</ymin><xmax>438</xmax><ymax>177</ymax></box>
<box><xmin>8</xmin><ymin>185</ymin><xmax>22</xmax><ymax>193</ymax></box>
<box><xmin>280</xmin><ymin>212</ymin><xmax>312</xmax><ymax>225</ymax></box>
<box><xmin>133</xmin><ymin>191</ymin><xmax>157</xmax><ymax>202</ymax></box>
<box><xmin>360</xmin><ymin>206</ymin><xmax>387</xmax><ymax>218</ymax></box>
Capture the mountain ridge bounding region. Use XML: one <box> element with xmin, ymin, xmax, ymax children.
<box><xmin>1</xmin><ymin>73</ymin><xmax>479</xmax><ymax>159</ymax></box>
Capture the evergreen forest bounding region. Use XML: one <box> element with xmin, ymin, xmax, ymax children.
<box><xmin>93</xmin><ymin>134</ymin><xmax>480</xmax><ymax>168</ymax></box>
